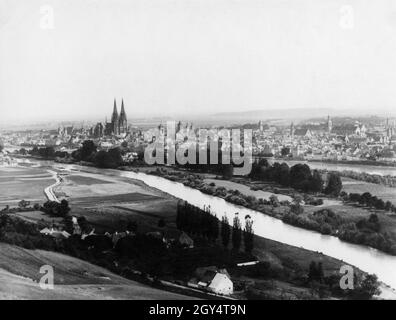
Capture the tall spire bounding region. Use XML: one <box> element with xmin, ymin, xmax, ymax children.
<box><xmin>111</xmin><ymin>98</ymin><xmax>118</xmax><ymax>123</ymax></box>
<box><xmin>327</xmin><ymin>115</ymin><xmax>332</xmax><ymax>133</ymax></box>
<box><xmin>118</xmin><ymin>98</ymin><xmax>128</xmax><ymax>134</ymax></box>
<box><xmin>113</xmin><ymin>98</ymin><xmax>117</xmax><ymax>113</ymax></box>
<box><xmin>120</xmin><ymin>99</ymin><xmax>126</xmax><ymax>115</ymax></box>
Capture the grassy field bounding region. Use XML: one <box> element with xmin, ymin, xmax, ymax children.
<box><xmin>0</xmin><ymin>243</ymin><xmax>192</xmax><ymax>300</ymax></box>
<box><xmin>0</xmin><ymin>166</ymin><xmax>54</xmax><ymax>206</ymax></box>
<box><xmin>342</xmin><ymin>177</ymin><xmax>396</xmax><ymax>203</ymax></box>
<box><xmin>13</xmin><ymin>210</ymin><xmax>64</xmax><ymax>225</ymax></box>
<box><xmin>50</xmin><ymin>169</ymin><xmax>178</xmax><ymax>233</ymax></box>
<box><xmin>66</xmin><ymin>175</ymin><xmax>113</xmax><ymax>185</ymax></box>
<box><xmin>204</xmin><ymin>178</ymin><xmax>292</xmax><ymax>202</ymax></box>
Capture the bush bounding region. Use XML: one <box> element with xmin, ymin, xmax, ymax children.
<box><xmin>320</xmin><ymin>223</ymin><xmax>333</xmax><ymax>235</ymax></box>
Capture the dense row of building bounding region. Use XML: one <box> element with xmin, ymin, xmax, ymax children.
<box><xmin>1</xmin><ymin>109</ymin><xmax>396</xmax><ymax>163</ymax></box>
<box><xmin>253</xmin><ymin>116</ymin><xmax>396</xmax><ymax>161</ymax></box>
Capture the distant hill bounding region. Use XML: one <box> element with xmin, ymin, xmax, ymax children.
<box><xmin>212</xmin><ymin>108</ymin><xmax>335</xmax><ymax>121</ymax></box>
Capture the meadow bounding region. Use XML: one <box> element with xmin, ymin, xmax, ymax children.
<box><xmin>0</xmin><ymin>166</ymin><xmax>54</xmax><ymax>206</ymax></box>
<box><xmin>342</xmin><ymin>177</ymin><xmax>396</xmax><ymax>203</ymax></box>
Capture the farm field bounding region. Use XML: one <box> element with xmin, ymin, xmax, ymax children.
<box><xmin>53</xmin><ymin>169</ymin><xmax>179</xmax><ymax>233</ymax></box>
<box><xmin>0</xmin><ymin>166</ymin><xmax>54</xmax><ymax>206</ymax></box>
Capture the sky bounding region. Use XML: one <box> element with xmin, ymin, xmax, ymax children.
<box><xmin>1</xmin><ymin>0</ymin><xmax>396</xmax><ymax>124</ymax></box>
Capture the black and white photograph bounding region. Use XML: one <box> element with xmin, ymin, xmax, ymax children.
<box><xmin>1</xmin><ymin>0</ymin><xmax>396</xmax><ymax>306</ymax></box>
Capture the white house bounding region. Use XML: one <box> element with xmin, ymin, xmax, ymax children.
<box><xmin>190</xmin><ymin>267</ymin><xmax>234</xmax><ymax>295</ymax></box>
<box><xmin>40</xmin><ymin>227</ymin><xmax>71</xmax><ymax>239</ymax></box>
<box><xmin>207</xmin><ymin>272</ymin><xmax>234</xmax><ymax>295</ymax></box>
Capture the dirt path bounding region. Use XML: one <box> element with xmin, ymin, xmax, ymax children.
<box><xmin>43</xmin><ymin>170</ymin><xmax>61</xmax><ymax>202</ymax></box>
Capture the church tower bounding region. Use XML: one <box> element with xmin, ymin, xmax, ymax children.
<box><xmin>111</xmin><ymin>98</ymin><xmax>119</xmax><ymax>135</ymax></box>
<box><xmin>327</xmin><ymin>115</ymin><xmax>333</xmax><ymax>134</ymax></box>
<box><xmin>119</xmin><ymin>99</ymin><xmax>128</xmax><ymax>134</ymax></box>
<box><xmin>290</xmin><ymin>122</ymin><xmax>295</xmax><ymax>140</ymax></box>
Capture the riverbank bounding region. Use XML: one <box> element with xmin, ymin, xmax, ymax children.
<box><xmin>130</xmin><ymin>166</ymin><xmax>396</xmax><ymax>257</ymax></box>
<box><xmin>116</xmin><ymin>168</ymin><xmax>396</xmax><ymax>298</ymax></box>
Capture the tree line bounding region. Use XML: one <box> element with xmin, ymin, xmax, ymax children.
<box><xmin>25</xmin><ymin>141</ymin><xmax>124</xmax><ymax>169</ymax></box>
<box><xmin>249</xmin><ymin>159</ymin><xmax>343</xmax><ymax>196</ymax></box>
<box><xmin>176</xmin><ymin>201</ymin><xmax>254</xmax><ymax>254</ymax></box>
<box><xmin>342</xmin><ymin>191</ymin><xmax>396</xmax><ymax>213</ymax></box>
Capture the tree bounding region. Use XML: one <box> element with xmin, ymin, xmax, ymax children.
<box><xmin>77</xmin><ymin>216</ymin><xmax>91</xmax><ymax>233</ymax></box>
<box><xmin>158</xmin><ymin>218</ymin><xmax>166</xmax><ymax>228</ymax></box>
<box><xmin>361</xmin><ymin>192</ymin><xmax>372</xmax><ymax>206</ymax></box>
<box><xmin>64</xmin><ymin>215</ymin><xmax>74</xmax><ymax>234</ymax></box>
<box><xmin>290</xmin><ymin>164</ymin><xmax>312</xmax><ymax>191</ymax></box>
<box><xmin>385</xmin><ymin>201</ymin><xmax>393</xmax><ymax>212</ymax></box>
<box><xmin>308</xmin><ymin>261</ymin><xmax>324</xmax><ymax>283</ymax></box>
<box><xmin>94</xmin><ymin>151</ymin><xmax>115</xmax><ymax>168</ymax></box>
<box><xmin>18</xmin><ymin>200</ymin><xmax>30</xmax><ymax>209</ymax></box>
<box><xmin>222</xmin><ymin>164</ymin><xmax>234</xmax><ymax>179</ymax></box>
<box><xmin>308</xmin><ymin>261</ymin><xmax>317</xmax><ymax>282</ymax></box>
<box><xmin>368</xmin><ymin>213</ymin><xmax>379</xmax><ymax>225</ymax></box>
<box><xmin>269</xmin><ymin>195</ymin><xmax>280</xmax><ymax>207</ymax></box>
<box><xmin>42</xmin><ymin>200</ymin><xmax>69</xmax><ymax>217</ymax></box>
<box><xmin>249</xmin><ymin>158</ymin><xmax>269</xmax><ymax>180</ymax></box>
<box><xmin>278</xmin><ymin>163</ymin><xmax>290</xmax><ymax>186</ymax></box>
<box><xmin>59</xmin><ymin>199</ymin><xmax>71</xmax><ymax>216</ymax></box>
<box><xmin>324</xmin><ymin>173</ymin><xmax>343</xmax><ymax>197</ymax></box>
<box><xmin>291</xmin><ymin>202</ymin><xmax>304</xmax><ymax>215</ymax></box>
<box><xmin>107</xmin><ymin>147</ymin><xmax>123</xmax><ymax>167</ymax></box>
<box><xmin>232</xmin><ymin>213</ymin><xmax>242</xmax><ymax>251</ymax></box>
<box><xmin>310</xmin><ymin>170</ymin><xmax>324</xmax><ymax>193</ymax></box>
<box><xmin>79</xmin><ymin>140</ymin><xmax>97</xmax><ymax>161</ymax></box>
<box><xmin>93</xmin><ymin>148</ymin><xmax>123</xmax><ymax>168</ymax></box>
<box><xmin>317</xmin><ymin>262</ymin><xmax>324</xmax><ymax>283</ymax></box>
<box><xmin>221</xmin><ymin>215</ymin><xmax>231</xmax><ymax>249</ymax></box>
<box><xmin>354</xmin><ymin>274</ymin><xmax>381</xmax><ymax>299</ymax></box>
<box><xmin>243</xmin><ymin>215</ymin><xmax>254</xmax><ymax>254</ymax></box>
<box><xmin>19</xmin><ymin>148</ymin><xmax>27</xmax><ymax>155</ymax></box>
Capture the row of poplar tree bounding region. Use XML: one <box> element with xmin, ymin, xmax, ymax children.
<box><xmin>176</xmin><ymin>201</ymin><xmax>254</xmax><ymax>253</ymax></box>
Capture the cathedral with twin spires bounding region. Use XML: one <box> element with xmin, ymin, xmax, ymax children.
<box><xmin>105</xmin><ymin>98</ymin><xmax>128</xmax><ymax>136</ymax></box>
